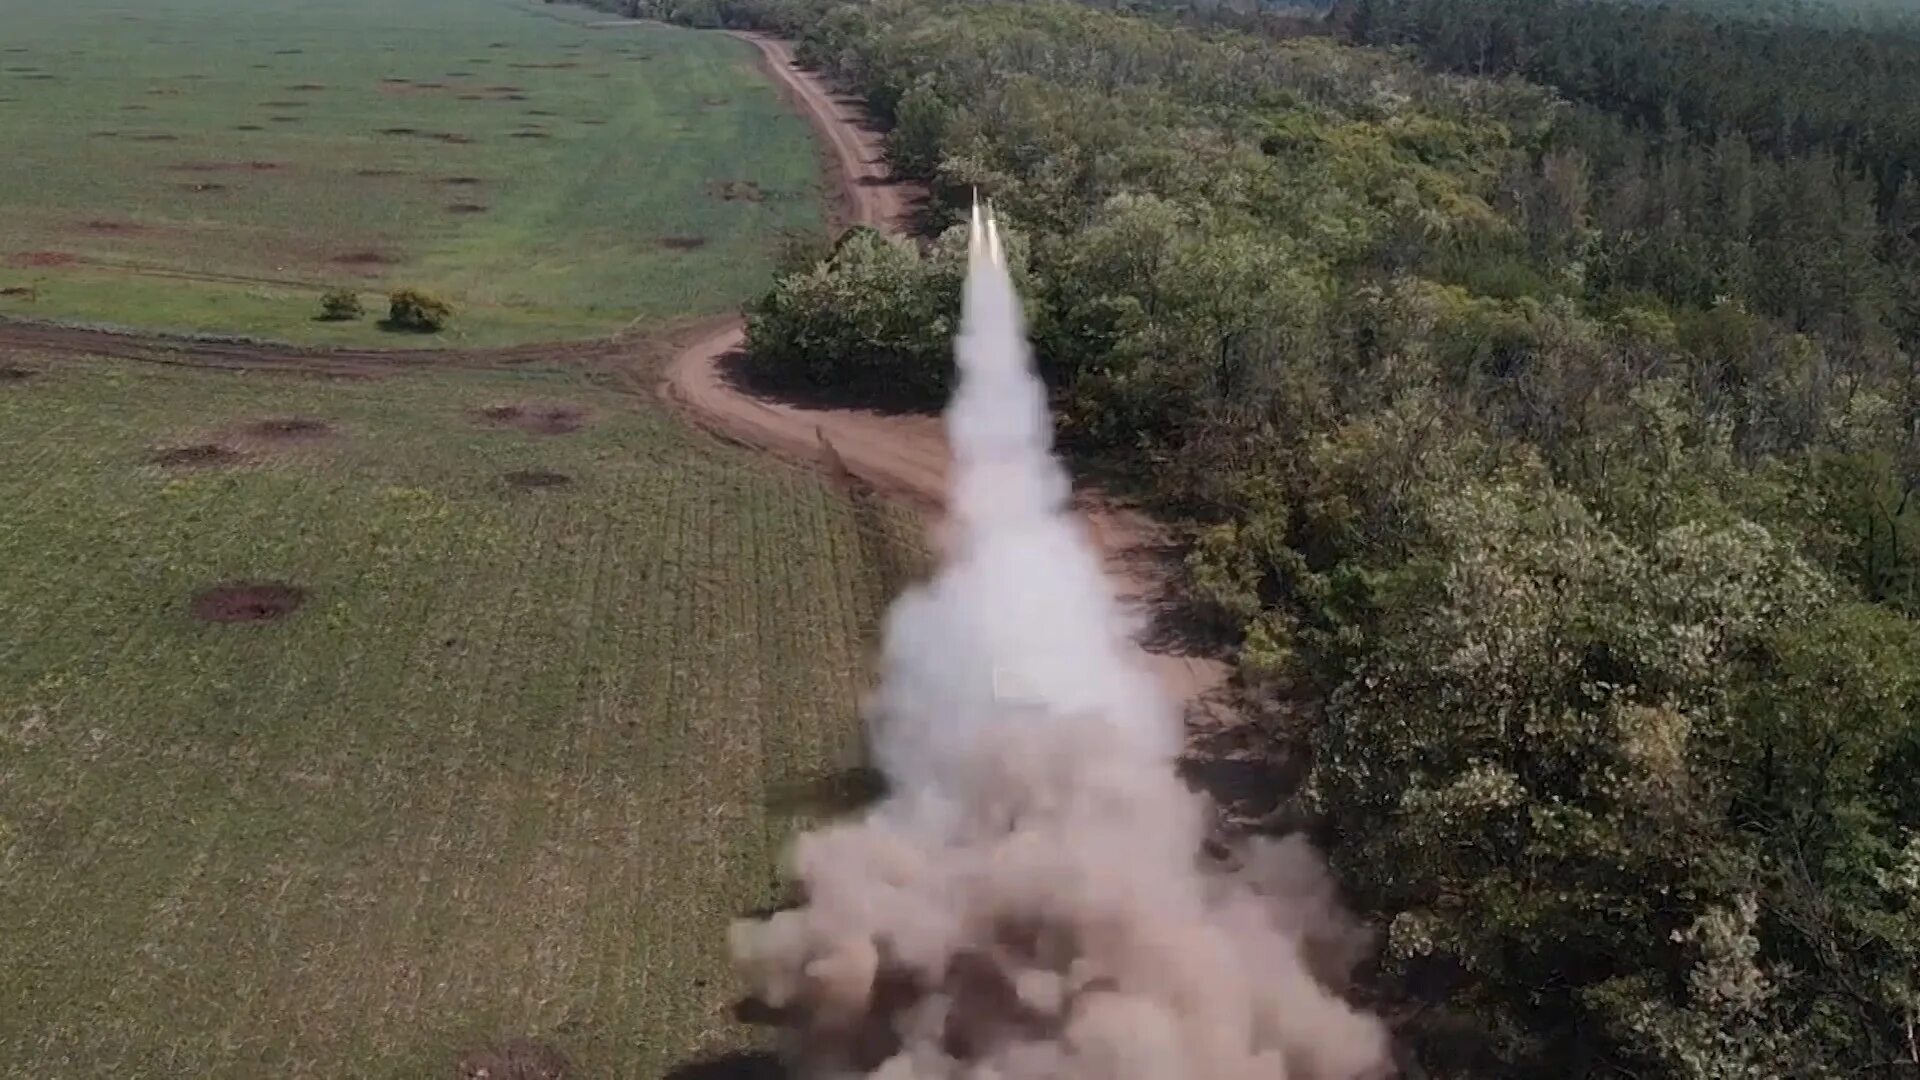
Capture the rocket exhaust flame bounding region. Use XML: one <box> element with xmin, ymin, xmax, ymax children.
<box><xmin>729</xmin><ymin>199</ymin><xmax>1390</xmax><ymax>1079</ymax></box>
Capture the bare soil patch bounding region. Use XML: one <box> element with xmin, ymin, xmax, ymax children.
<box><xmin>508</xmin><ymin>130</ymin><xmax>549</xmax><ymax>140</ymax></box>
<box><xmin>503</xmin><ymin>469</ymin><xmax>572</xmax><ymax>489</ymax></box>
<box><xmin>659</xmin><ymin>235</ymin><xmax>709</xmax><ymax>251</ymax></box>
<box><xmin>190</xmin><ymin>583</ymin><xmax>306</xmax><ymax>624</ymax></box>
<box><xmin>242</xmin><ymin>416</ymin><xmax>333</xmax><ymax>440</ymax></box>
<box><xmin>274</xmin><ymin>48</ymin><xmax>304</xmax><ymax>55</ymax></box>
<box><xmin>180</xmin><ymin>181</ymin><xmax>228</xmax><ymax>193</ymax></box>
<box><xmin>170</xmin><ymin>160</ymin><xmax>283</xmax><ymax>173</ymax></box>
<box><xmin>432</xmin><ymin>132</ymin><xmax>475</xmax><ymax>144</ymax></box>
<box><xmin>0</xmin><ymin>365</ymin><xmax>40</xmax><ymax>380</ymax></box>
<box><xmin>578</xmin><ymin>118</ymin><xmax>606</xmax><ymax>126</ymax></box>
<box><xmin>152</xmin><ymin>442</ymin><xmax>242</xmax><ymax>468</ymax></box>
<box><xmin>447</xmin><ymin>70</ymin><xmax>475</xmax><ymax>78</ymax></box>
<box><xmin>379</xmin><ymin>126</ymin><xmax>420</xmax><ymax>136</ymax></box>
<box><xmin>709</xmin><ymin>179</ymin><xmax>765</xmax><ymax>203</ymax></box>
<box><xmin>455</xmin><ymin>1039</ymin><xmax>571</xmax><ymax>1080</ymax></box>
<box><xmin>482</xmin><ymin>85</ymin><xmax>524</xmax><ymax>93</ymax></box>
<box><xmin>440</xmin><ymin>175</ymin><xmax>483</xmax><ymax>186</ymax></box>
<box><xmin>458</xmin><ymin>93</ymin><xmax>485</xmax><ymax>101</ymax></box>
<box><xmin>91</xmin><ymin>130</ymin><xmax>120</xmax><ymax>139</ymax></box>
<box><xmin>703</xmin><ymin>96</ymin><xmax>729</xmax><ymax>107</ymax></box>
<box><xmin>232</xmin><ymin>124</ymin><xmax>263</xmax><ymax>132</ymax></box>
<box><xmin>446</xmin><ymin>202</ymin><xmax>488</xmax><ymax>214</ymax></box>
<box><xmin>268</xmin><ymin>116</ymin><xmax>302</xmax><ymax>124</ymax></box>
<box><xmin>19</xmin><ymin>74</ymin><xmax>56</xmax><ymax>82</ymax></box>
<box><xmin>332</xmin><ymin>250</ymin><xmax>395</xmax><ymax>267</ymax></box>
<box><xmin>356</xmin><ymin>167</ymin><xmax>405</xmax><ymax>178</ymax></box>
<box><xmin>526</xmin><ymin>108</ymin><xmax>556</xmax><ymax>117</ymax></box>
<box><xmin>258</xmin><ymin>99</ymin><xmax>307</xmax><ymax>108</ymax></box>
<box><xmin>477</xmin><ymin>403</ymin><xmax>590</xmax><ymax>436</ymax></box>
<box><xmin>497</xmin><ymin>92</ymin><xmax>530</xmax><ymax>101</ymax></box>
<box><xmin>11</xmin><ymin>251</ymin><xmax>78</xmax><ymax>268</ymax></box>
<box><xmin>0</xmin><ymin>286</ymin><xmax>36</xmax><ymax>299</ymax></box>
<box><xmin>287</xmin><ymin>82</ymin><xmax>328</xmax><ymax>91</ymax></box>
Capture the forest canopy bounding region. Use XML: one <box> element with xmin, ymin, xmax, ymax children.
<box><xmin>605</xmin><ymin>0</ymin><xmax>1920</xmax><ymax>1073</ymax></box>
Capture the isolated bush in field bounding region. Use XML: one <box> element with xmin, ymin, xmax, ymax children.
<box><xmin>385</xmin><ymin>288</ymin><xmax>452</xmax><ymax>333</ymax></box>
<box><xmin>317</xmin><ymin>289</ymin><xmax>364</xmax><ymax>322</ymax></box>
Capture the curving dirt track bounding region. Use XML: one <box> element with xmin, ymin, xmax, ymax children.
<box><xmin>666</xmin><ymin>34</ymin><xmax>1233</xmax><ymax>722</ymax></box>
<box><xmin>0</xmin><ymin>30</ymin><xmax>1230</xmax><ymax>725</ymax></box>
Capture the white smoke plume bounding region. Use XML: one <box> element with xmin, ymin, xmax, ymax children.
<box><xmin>730</xmin><ymin>205</ymin><xmax>1392</xmax><ymax>1079</ymax></box>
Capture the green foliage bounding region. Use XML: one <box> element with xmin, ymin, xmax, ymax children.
<box><xmin>385</xmin><ymin>288</ymin><xmax>453</xmax><ymax>334</ymax></box>
<box><xmin>317</xmin><ymin>289</ymin><xmax>364</xmax><ymax>322</ymax></box>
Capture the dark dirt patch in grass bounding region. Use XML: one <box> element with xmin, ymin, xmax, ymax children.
<box><xmin>457</xmin><ymin>93</ymin><xmax>485</xmax><ymax>101</ymax></box>
<box><xmin>170</xmin><ymin>159</ymin><xmax>283</xmax><ymax>173</ymax></box>
<box><xmin>0</xmin><ymin>365</ymin><xmax>41</xmax><ymax>380</ymax></box>
<box><xmin>503</xmin><ymin>469</ymin><xmax>572</xmax><ymax>490</ymax></box>
<box><xmin>446</xmin><ymin>203</ymin><xmax>488</xmax><ymax>214</ymax></box>
<box><xmin>242</xmin><ymin>416</ymin><xmax>334</xmax><ymax>440</ymax></box>
<box><xmin>356</xmin><ymin>167</ymin><xmax>406</xmax><ymax>178</ymax></box>
<box><xmin>121</xmin><ymin>103</ymin><xmax>151</xmax><ymax>111</ymax></box>
<box><xmin>11</xmin><ymin>251</ymin><xmax>78</xmax><ymax>268</ymax></box>
<box><xmin>482</xmin><ymin>84</ymin><xmax>524</xmax><ymax>93</ymax></box>
<box><xmin>130</xmin><ymin>132</ymin><xmax>180</xmax><ymax>142</ymax></box>
<box><xmin>661</xmin><ymin>1051</ymin><xmax>783</xmax><ymax>1080</ymax></box>
<box><xmin>447</xmin><ymin>70</ymin><xmax>475</xmax><ymax>78</ymax></box>
<box><xmin>180</xmin><ymin>181</ymin><xmax>228</xmax><ymax>193</ymax></box>
<box><xmin>431</xmin><ymin>132</ymin><xmax>475</xmax><ymax>144</ymax></box>
<box><xmin>0</xmin><ymin>286</ymin><xmax>35</xmax><ymax>298</ymax></box>
<box><xmin>232</xmin><ymin>124</ymin><xmax>264</xmax><ymax>131</ymax></box>
<box><xmin>152</xmin><ymin>443</ymin><xmax>242</xmax><ymax>468</ymax></box>
<box><xmin>332</xmin><ymin>250</ymin><xmax>396</xmax><ymax>267</ymax></box>
<box><xmin>250</xmin><ymin>63</ymin><xmax>271</xmax><ymax>70</ymax></box>
<box><xmin>709</xmin><ymin>179</ymin><xmax>766</xmax><ymax>203</ymax></box>
<box><xmin>440</xmin><ymin>175</ymin><xmax>483</xmax><ymax>186</ymax></box>
<box><xmin>509</xmin><ymin>61</ymin><xmax>580</xmax><ymax>70</ymax></box>
<box><xmin>81</xmin><ymin>218</ymin><xmax>148</xmax><ymax>234</ymax></box>
<box><xmin>190</xmin><ymin>582</ymin><xmax>306</xmax><ymax>624</ymax></box>
<box><xmin>704</xmin><ymin>96</ymin><xmax>730</xmax><ymax>107</ymax></box>
<box><xmin>91</xmin><ymin>130</ymin><xmax>120</xmax><ymax>139</ymax></box>
<box><xmin>508</xmin><ymin>130</ymin><xmax>549</xmax><ymax>140</ymax></box>
<box><xmin>258</xmin><ymin>99</ymin><xmax>307</xmax><ymax>108</ymax></box>
<box><xmin>659</xmin><ymin>235</ymin><xmax>709</xmax><ymax>251</ymax></box>
<box><xmin>497</xmin><ymin>92</ymin><xmax>529</xmax><ymax>101</ymax></box>
<box><xmin>287</xmin><ymin>82</ymin><xmax>328</xmax><ymax>91</ymax></box>
<box><xmin>526</xmin><ymin>108</ymin><xmax>557</xmax><ymax>117</ymax></box>
<box><xmin>268</xmin><ymin>115</ymin><xmax>302</xmax><ymax>124</ymax></box>
<box><xmin>273</xmin><ymin>48</ymin><xmax>304</xmax><ymax>55</ymax></box>
<box><xmin>19</xmin><ymin>74</ymin><xmax>56</xmax><ymax>82</ymax></box>
<box><xmin>578</xmin><ymin>118</ymin><xmax>607</xmax><ymax>126</ymax></box>
<box><xmin>477</xmin><ymin>403</ymin><xmax>590</xmax><ymax>436</ymax></box>
<box><xmin>378</xmin><ymin>126</ymin><xmax>419</xmax><ymax>136</ymax></box>
<box><xmin>145</xmin><ymin>86</ymin><xmax>180</xmax><ymax>96</ymax></box>
<box><xmin>455</xmin><ymin>1039</ymin><xmax>571</xmax><ymax>1080</ymax></box>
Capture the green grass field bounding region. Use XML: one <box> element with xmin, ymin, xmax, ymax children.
<box><xmin>0</xmin><ymin>356</ymin><xmax>911</xmax><ymax>1076</ymax></box>
<box><xmin>0</xmin><ymin>0</ymin><xmax>825</xmax><ymax>346</ymax></box>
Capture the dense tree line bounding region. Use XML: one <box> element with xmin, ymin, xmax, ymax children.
<box><xmin>595</xmin><ymin>0</ymin><xmax>1920</xmax><ymax>1072</ymax></box>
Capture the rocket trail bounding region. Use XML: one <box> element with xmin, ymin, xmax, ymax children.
<box><xmin>727</xmin><ymin>198</ymin><xmax>1390</xmax><ymax>1079</ymax></box>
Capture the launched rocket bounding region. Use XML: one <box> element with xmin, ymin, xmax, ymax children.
<box><xmin>968</xmin><ymin>192</ymin><xmax>1005</xmax><ymax>268</ymax></box>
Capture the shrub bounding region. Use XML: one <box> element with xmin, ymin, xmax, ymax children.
<box><xmin>317</xmin><ymin>289</ymin><xmax>364</xmax><ymax>322</ymax></box>
<box><xmin>385</xmin><ymin>288</ymin><xmax>452</xmax><ymax>333</ymax></box>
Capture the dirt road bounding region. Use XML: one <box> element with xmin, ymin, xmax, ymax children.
<box><xmin>665</xmin><ymin>35</ymin><xmax>1233</xmax><ymax>722</ymax></box>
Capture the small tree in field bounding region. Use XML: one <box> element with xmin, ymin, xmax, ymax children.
<box><xmin>385</xmin><ymin>288</ymin><xmax>452</xmax><ymax>333</ymax></box>
<box><xmin>317</xmin><ymin>289</ymin><xmax>364</xmax><ymax>322</ymax></box>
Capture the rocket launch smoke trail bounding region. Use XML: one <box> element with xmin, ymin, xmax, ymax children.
<box><xmin>731</xmin><ymin>204</ymin><xmax>1390</xmax><ymax>1079</ymax></box>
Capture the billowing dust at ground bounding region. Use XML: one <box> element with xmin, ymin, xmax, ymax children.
<box><xmin>730</xmin><ymin>213</ymin><xmax>1390</xmax><ymax>1079</ymax></box>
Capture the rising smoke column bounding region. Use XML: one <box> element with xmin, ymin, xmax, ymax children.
<box><xmin>731</xmin><ymin>206</ymin><xmax>1390</xmax><ymax>1079</ymax></box>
